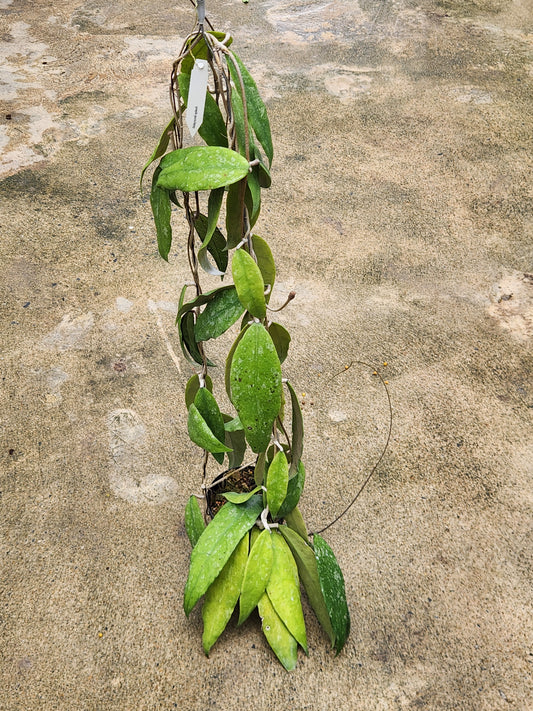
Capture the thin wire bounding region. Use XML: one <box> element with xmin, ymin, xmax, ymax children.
<box><xmin>312</xmin><ymin>361</ymin><xmax>393</xmax><ymax>536</ymax></box>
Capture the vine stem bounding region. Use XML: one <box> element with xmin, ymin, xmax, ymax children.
<box><xmin>312</xmin><ymin>362</ymin><xmax>393</xmax><ymax>536</ymax></box>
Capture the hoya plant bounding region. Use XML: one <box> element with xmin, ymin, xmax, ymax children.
<box><xmin>142</xmin><ymin>1</ymin><xmax>350</xmax><ymax>670</ymax></box>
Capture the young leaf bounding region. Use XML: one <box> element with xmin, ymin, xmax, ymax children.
<box><xmin>228</xmin><ymin>52</ymin><xmax>273</xmax><ymax>166</ymax></box>
<box><xmin>185</xmin><ymin>495</ymin><xmax>206</xmax><ymax>548</ymax></box>
<box><xmin>141</xmin><ymin>116</ymin><xmax>175</xmax><ymax>191</ymax></box>
<box><xmin>279</xmin><ymin>525</ymin><xmax>335</xmax><ymax>647</ymax></box>
<box><xmin>277</xmin><ymin>460</ymin><xmax>306</xmax><ymax>519</ymax></box>
<box><xmin>222</xmin><ymin>486</ymin><xmax>261</xmax><ymax>504</ymax></box>
<box><xmin>184</xmin><ymin>494</ymin><xmax>262</xmax><ymax>615</ymax></box>
<box><xmin>185</xmin><ymin>373</ymin><xmax>213</xmax><ymax>409</ymax></box>
<box><xmin>257</xmin><ymin>592</ymin><xmax>297</xmax><ymax>671</ymax></box>
<box><xmin>194</xmin><ymin>387</ymin><xmax>227</xmax><ymax>464</ymax></box>
<box><xmin>238</xmin><ymin>528</ymin><xmax>273</xmax><ymax>625</ymax></box>
<box><xmin>202</xmin><ymin>532</ymin><xmax>248</xmax><ymax>655</ymax></box>
<box><xmin>187</xmin><ymin>403</ymin><xmax>232</xmax><ymax>456</ymax></box>
<box><xmin>158</xmin><ymin>147</ymin><xmax>250</xmax><ymax>192</ymax></box>
<box><xmin>268</xmin><ymin>322</ymin><xmax>291</xmax><ymax>363</ymax></box>
<box><xmin>232</xmin><ymin>249</ymin><xmax>266</xmax><ymax>320</ymax></box>
<box><xmin>266</xmin><ymin>450</ymin><xmax>289</xmax><ymax>519</ymax></box>
<box><xmin>150</xmin><ymin>166</ymin><xmax>173</xmax><ymax>261</ymax></box>
<box><xmin>195</xmin><ymin>287</ymin><xmax>245</xmax><ymax>342</ymax></box>
<box><xmin>286</xmin><ymin>381</ymin><xmax>304</xmax><ymax>476</ymax></box>
<box><xmin>266</xmin><ymin>531</ymin><xmax>307</xmax><ymax>653</ymax></box>
<box><xmin>313</xmin><ymin>534</ymin><xmax>350</xmax><ymax>655</ymax></box>
<box><xmin>229</xmin><ymin>323</ymin><xmax>282</xmax><ymax>453</ymax></box>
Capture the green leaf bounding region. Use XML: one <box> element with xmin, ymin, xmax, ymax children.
<box><xmin>266</xmin><ymin>450</ymin><xmax>289</xmax><ymax>519</ymax></box>
<box><xmin>194</xmin><ymin>388</ymin><xmax>228</xmax><ymax>465</ymax></box>
<box><xmin>202</xmin><ymin>532</ymin><xmax>248</xmax><ymax>655</ymax></box>
<box><xmin>222</xmin><ymin>486</ymin><xmax>261</xmax><ymax>504</ymax></box>
<box><xmin>225</xmin><ymin>325</ymin><xmax>249</xmax><ymax>399</ymax></box>
<box><xmin>252</xmin><ymin>235</ymin><xmax>275</xmax><ymax>301</ymax></box>
<box><xmin>205</xmin><ymin>226</ymin><xmax>228</xmax><ymax>276</ymax></box>
<box><xmin>229</xmin><ymin>323</ymin><xmax>282</xmax><ymax>453</ymax></box>
<box><xmin>246</xmin><ymin>169</ymin><xmax>261</xmax><ymax>227</ymax></box>
<box><xmin>232</xmin><ymin>249</ymin><xmax>266</xmax><ymax>320</ymax></box>
<box><xmin>258</xmin><ymin>591</ymin><xmax>297</xmax><ymax>670</ymax></box>
<box><xmin>181</xmin><ymin>31</ymin><xmax>233</xmax><ymax>74</ymax></box>
<box><xmin>195</xmin><ymin>189</ymin><xmax>226</xmax><ymax>276</ymax></box>
<box><xmin>285</xmin><ymin>382</ymin><xmax>304</xmax><ymax>476</ymax></box>
<box><xmin>225</xmin><ymin>421</ymin><xmax>247</xmax><ymax>469</ymax></box>
<box><xmin>267</xmin><ymin>531</ymin><xmax>307</xmax><ymax>652</ymax></box>
<box><xmin>150</xmin><ymin>166</ymin><xmax>172</xmax><ymax>261</ymax></box>
<box><xmin>179</xmin><ymin>311</ymin><xmax>204</xmax><ymax>366</ymax></box>
<box><xmin>239</xmin><ymin>528</ymin><xmax>273</xmax><ymax>625</ymax></box>
<box><xmin>187</xmin><ymin>403</ymin><xmax>232</xmax><ymax>456</ymax></box>
<box><xmin>313</xmin><ymin>534</ymin><xmax>350</xmax><ymax>655</ymax></box>
<box><xmin>141</xmin><ymin>116</ymin><xmax>175</xmax><ymax>191</ymax></box>
<box><xmin>158</xmin><ymin>147</ymin><xmax>250</xmax><ymax>192</ymax></box>
<box><xmin>225</xmin><ymin>181</ymin><xmax>246</xmax><ymax>249</ymax></box>
<box><xmin>185</xmin><ymin>373</ymin><xmax>213</xmax><ymax>409</ymax></box>
<box><xmin>195</xmin><ymin>287</ymin><xmax>245</xmax><ymax>342</ymax></box>
<box><xmin>185</xmin><ymin>495</ymin><xmax>205</xmax><ymax>548</ymax></box>
<box><xmin>228</xmin><ymin>52</ymin><xmax>273</xmax><ymax>166</ymax></box>
<box><xmin>179</xmin><ymin>72</ymin><xmax>228</xmax><ymax>148</ymax></box>
<box><xmin>184</xmin><ymin>495</ymin><xmax>262</xmax><ymax>615</ymax></box>
<box><xmin>224</xmin><ymin>415</ymin><xmax>243</xmax><ymax>432</ymax></box>
<box><xmin>279</xmin><ymin>526</ymin><xmax>335</xmax><ymax>647</ymax></box>
<box><xmin>277</xmin><ymin>460</ymin><xmax>305</xmax><ymax>519</ymax></box>
<box><xmin>178</xmin><ymin>285</ymin><xmax>234</xmax><ymax>319</ymax></box>
<box><xmin>284</xmin><ymin>506</ymin><xmax>308</xmax><ymax>541</ymax></box>
<box><xmin>254</xmin><ymin>451</ymin><xmax>266</xmax><ymax>486</ymax></box>
<box><xmin>268</xmin><ymin>322</ymin><xmax>291</xmax><ymax>363</ymax></box>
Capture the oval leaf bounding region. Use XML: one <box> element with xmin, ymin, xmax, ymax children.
<box><xmin>266</xmin><ymin>531</ymin><xmax>307</xmax><ymax>653</ymax></box>
<box><xmin>232</xmin><ymin>249</ymin><xmax>266</xmax><ymax>320</ymax></box>
<box><xmin>202</xmin><ymin>532</ymin><xmax>248</xmax><ymax>655</ymax></box>
<box><xmin>185</xmin><ymin>495</ymin><xmax>205</xmax><ymax>548</ymax></box>
<box><xmin>268</xmin><ymin>322</ymin><xmax>290</xmax><ymax>363</ymax></box>
<box><xmin>239</xmin><ymin>528</ymin><xmax>274</xmax><ymax>625</ymax></box>
<box><xmin>195</xmin><ymin>287</ymin><xmax>245</xmax><ymax>342</ymax></box>
<box><xmin>185</xmin><ymin>373</ymin><xmax>213</xmax><ymax>409</ymax></box>
<box><xmin>257</xmin><ymin>592</ymin><xmax>297</xmax><ymax>671</ymax></box>
<box><xmin>230</xmin><ymin>323</ymin><xmax>282</xmax><ymax>453</ymax></box>
<box><xmin>158</xmin><ymin>147</ymin><xmax>250</xmax><ymax>192</ymax></box>
<box><xmin>266</xmin><ymin>450</ymin><xmax>289</xmax><ymax>519</ymax></box>
<box><xmin>194</xmin><ymin>387</ymin><xmax>227</xmax><ymax>465</ymax></box>
<box><xmin>313</xmin><ymin>534</ymin><xmax>350</xmax><ymax>655</ymax></box>
<box><xmin>184</xmin><ymin>495</ymin><xmax>262</xmax><ymax>615</ymax></box>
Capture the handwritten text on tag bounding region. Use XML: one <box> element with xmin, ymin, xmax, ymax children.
<box><xmin>186</xmin><ymin>59</ymin><xmax>208</xmax><ymax>137</ymax></box>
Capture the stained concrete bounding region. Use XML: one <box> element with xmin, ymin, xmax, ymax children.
<box><xmin>1</xmin><ymin>0</ymin><xmax>532</xmax><ymax>709</ymax></box>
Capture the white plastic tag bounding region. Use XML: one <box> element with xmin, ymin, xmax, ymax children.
<box><xmin>186</xmin><ymin>58</ymin><xmax>208</xmax><ymax>137</ymax></box>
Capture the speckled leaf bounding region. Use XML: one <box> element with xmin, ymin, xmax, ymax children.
<box><xmin>279</xmin><ymin>526</ymin><xmax>335</xmax><ymax>647</ymax></box>
<box><xmin>266</xmin><ymin>531</ymin><xmax>307</xmax><ymax>653</ymax></box>
<box><xmin>232</xmin><ymin>249</ymin><xmax>266</xmax><ymax>320</ymax></box>
<box><xmin>225</xmin><ymin>325</ymin><xmax>249</xmax><ymax>399</ymax></box>
<box><xmin>228</xmin><ymin>52</ymin><xmax>273</xmax><ymax>166</ymax></box>
<box><xmin>185</xmin><ymin>373</ymin><xmax>213</xmax><ymax>409</ymax></box>
<box><xmin>286</xmin><ymin>381</ymin><xmax>304</xmax><ymax>476</ymax></box>
<box><xmin>158</xmin><ymin>147</ymin><xmax>249</xmax><ymax>192</ymax></box>
<box><xmin>313</xmin><ymin>534</ymin><xmax>350</xmax><ymax>654</ymax></box>
<box><xmin>150</xmin><ymin>166</ymin><xmax>172</xmax><ymax>261</ymax></box>
<box><xmin>257</xmin><ymin>592</ymin><xmax>297</xmax><ymax>671</ymax></box>
<box><xmin>268</xmin><ymin>322</ymin><xmax>290</xmax><ymax>363</ymax></box>
<box><xmin>184</xmin><ymin>495</ymin><xmax>262</xmax><ymax>615</ymax></box>
<box><xmin>185</xmin><ymin>495</ymin><xmax>205</xmax><ymax>548</ymax></box>
<box><xmin>266</xmin><ymin>450</ymin><xmax>289</xmax><ymax>519</ymax></box>
<box><xmin>238</xmin><ymin>528</ymin><xmax>273</xmax><ymax>625</ymax></box>
<box><xmin>229</xmin><ymin>323</ymin><xmax>282</xmax><ymax>453</ymax></box>
<box><xmin>195</xmin><ymin>287</ymin><xmax>245</xmax><ymax>342</ymax></box>
<box><xmin>187</xmin><ymin>403</ymin><xmax>232</xmax><ymax>457</ymax></box>
<box><xmin>194</xmin><ymin>387</ymin><xmax>227</xmax><ymax>464</ymax></box>
<box><xmin>202</xmin><ymin>532</ymin><xmax>248</xmax><ymax>655</ymax></box>
<box><xmin>141</xmin><ymin>116</ymin><xmax>175</xmax><ymax>190</ymax></box>
<box><xmin>277</xmin><ymin>460</ymin><xmax>305</xmax><ymax>520</ymax></box>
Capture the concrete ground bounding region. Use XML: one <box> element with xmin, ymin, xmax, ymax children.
<box><xmin>1</xmin><ymin>0</ymin><xmax>532</xmax><ymax>709</ymax></box>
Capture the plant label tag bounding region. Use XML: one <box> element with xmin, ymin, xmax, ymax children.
<box><xmin>186</xmin><ymin>59</ymin><xmax>208</xmax><ymax>137</ymax></box>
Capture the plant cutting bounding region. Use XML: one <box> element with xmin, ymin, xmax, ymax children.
<box><xmin>142</xmin><ymin>0</ymin><xmax>351</xmax><ymax>670</ymax></box>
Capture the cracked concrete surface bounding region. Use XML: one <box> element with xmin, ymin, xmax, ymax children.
<box><xmin>1</xmin><ymin>0</ymin><xmax>532</xmax><ymax>709</ymax></box>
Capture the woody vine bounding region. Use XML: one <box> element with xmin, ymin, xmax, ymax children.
<box><xmin>142</xmin><ymin>2</ymin><xmax>350</xmax><ymax>669</ymax></box>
